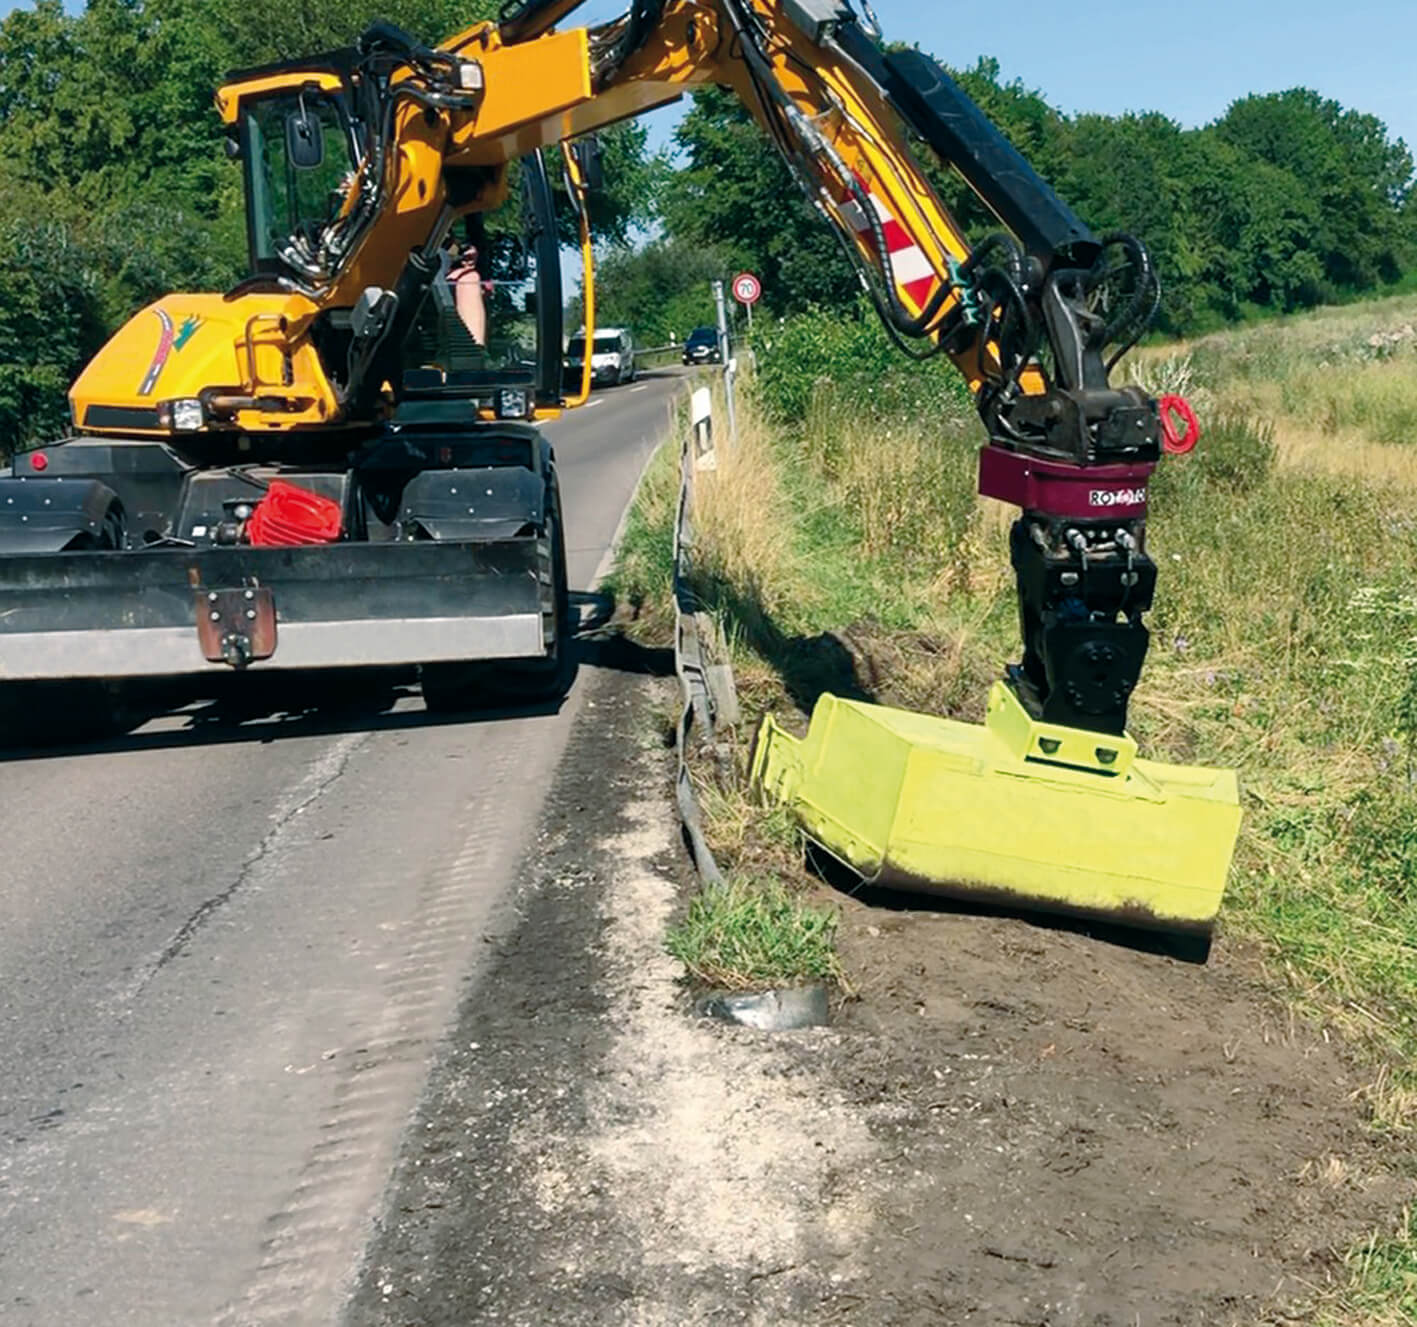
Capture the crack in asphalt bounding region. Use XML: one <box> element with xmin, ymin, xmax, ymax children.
<box><xmin>119</xmin><ymin>733</ymin><xmax>371</xmax><ymax>1005</ymax></box>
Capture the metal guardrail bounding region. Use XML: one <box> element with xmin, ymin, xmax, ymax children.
<box><xmin>637</xmin><ymin>343</ymin><xmax>686</xmax><ymax>366</ymax></box>
<box><xmin>672</xmin><ymin>385</ymin><xmax>739</xmax><ymax>885</ymax></box>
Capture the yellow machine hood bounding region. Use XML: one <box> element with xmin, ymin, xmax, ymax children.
<box><xmin>70</xmin><ymin>292</ymin><xmax>337</xmax><ymax>436</ymax></box>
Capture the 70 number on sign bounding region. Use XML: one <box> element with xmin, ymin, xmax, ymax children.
<box><xmin>732</xmin><ymin>272</ymin><xmax>761</xmax><ymax>327</ymax></box>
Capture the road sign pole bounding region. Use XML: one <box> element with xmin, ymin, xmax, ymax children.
<box><xmin>713</xmin><ymin>279</ymin><xmax>737</xmax><ymax>443</ymax></box>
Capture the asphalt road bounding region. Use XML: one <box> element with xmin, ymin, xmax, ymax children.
<box><xmin>0</xmin><ymin>371</ymin><xmax>683</xmax><ymax>1326</ymax></box>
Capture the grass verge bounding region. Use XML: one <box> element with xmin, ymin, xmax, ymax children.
<box><xmin>650</xmin><ymin>324</ymin><xmax>1417</xmax><ymax>1122</ymax></box>
<box><xmin>600</xmin><ymin>436</ymin><xmax>679</xmax><ymax>643</ymax></box>
<box><xmin>615</xmin><ymin>304</ymin><xmax>1417</xmax><ymax>1317</ymax></box>
<box><xmin>664</xmin><ymin>873</ymin><xmax>843</xmax><ymax>991</ymax></box>
<box><xmin>1319</xmin><ymin>1209</ymin><xmax>1417</xmax><ymax>1325</ymax></box>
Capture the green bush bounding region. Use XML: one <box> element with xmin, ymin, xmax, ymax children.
<box><xmin>754</xmin><ymin>303</ymin><xmax>972</xmax><ymax>426</ymax></box>
<box><xmin>0</xmin><ymin>220</ymin><xmax>109</xmax><ymax>452</ymax></box>
<box><xmin>1192</xmin><ymin>411</ymin><xmax>1278</xmax><ymax>491</ymax></box>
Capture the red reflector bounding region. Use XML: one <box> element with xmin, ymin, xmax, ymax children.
<box><xmin>247</xmin><ymin>480</ymin><xmax>343</xmax><ymax>547</ymax></box>
<box><xmin>30</xmin><ymin>452</ymin><xmax>48</xmax><ymax>472</ymax></box>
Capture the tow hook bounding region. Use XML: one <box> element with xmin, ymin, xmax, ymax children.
<box><xmin>222</xmin><ymin>634</ymin><xmax>252</xmax><ymax>669</ymax></box>
<box><xmin>195</xmin><ymin>585</ymin><xmax>277</xmax><ymax>667</ymax></box>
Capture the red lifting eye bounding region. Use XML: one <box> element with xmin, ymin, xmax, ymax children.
<box><xmin>1159</xmin><ymin>395</ymin><xmax>1200</xmax><ymax>455</ymax></box>
<box><xmin>30</xmin><ymin>452</ymin><xmax>48</xmax><ymax>472</ymax></box>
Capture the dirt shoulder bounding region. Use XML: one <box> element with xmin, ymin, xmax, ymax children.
<box><xmin>348</xmin><ymin>668</ymin><xmax>1410</xmax><ymax>1326</ymax></box>
<box><xmin>833</xmin><ymin>896</ymin><xmax>1411</xmax><ymax>1323</ymax></box>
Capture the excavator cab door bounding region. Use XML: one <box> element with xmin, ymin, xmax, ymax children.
<box><xmin>400</xmin><ymin>149</ymin><xmax>565</xmax><ymax>418</ymax></box>
<box><xmin>239</xmin><ymin>87</ymin><xmax>357</xmax><ymax>273</ymax></box>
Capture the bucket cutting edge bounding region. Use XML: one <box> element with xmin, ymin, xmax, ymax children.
<box><xmin>748</xmin><ymin>682</ymin><xmax>1241</xmax><ymax>936</ymax></box>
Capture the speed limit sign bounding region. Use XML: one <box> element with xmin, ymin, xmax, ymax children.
<box><xmin>732</xmin><ymin>272</ymin><xmax>762</xmax><ymax>306</ymax></box>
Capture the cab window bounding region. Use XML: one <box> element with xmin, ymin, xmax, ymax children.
<box><xmin>242</xmin><ymin>92</ymin><xmax>355</xmax><ymax>271</ymax></box>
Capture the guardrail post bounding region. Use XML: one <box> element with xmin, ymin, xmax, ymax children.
<box><xmin>691</xmin><ymin>387</ymin><xmax>715</xmax><ymax>471</ymax></box>
<box><xmin>672</xmin><ymin>375</ymin><xmax>741</xmax><ymax>883</ymax></box>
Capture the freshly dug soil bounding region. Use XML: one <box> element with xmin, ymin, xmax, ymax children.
<box><xmin>350</xmin><ymin>670</ymin><xmax>1409</xmax><ymax>1326</ymax></box>
<box><xmin>829</xmin><ymin>895</ymin><xmax>1408</xmax><ymax>1323</ymax></box>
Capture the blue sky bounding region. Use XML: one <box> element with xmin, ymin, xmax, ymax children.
<box><xmin>569</xmin><ymin>0</ymin><xmax>1417</xmax><ymax>160</ymax></box>
<box><xmin>6</xmin><ymin>0</ymin><xmax>1413</xmax><ymax>153</ymax></box>
<box><xmin>889</xmin><ymin>0</ymin><xmax>1417</xmax><ymax>149</ymax></box>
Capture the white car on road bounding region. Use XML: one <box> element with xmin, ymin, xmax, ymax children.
<box><xmin>564</xmin><ymin>327</ymin><xmax>637</xmax><ymax>389</ymax></box>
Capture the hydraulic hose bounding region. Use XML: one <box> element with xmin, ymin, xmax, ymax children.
<box><xmin>592</xmin><ymin>0</ymin><xmax>667</xmax><ymax>86</ymax></box>
<box><xmin>1095</xmin><ymin>232</ymin><xmax>1161</xmax><ymax>372</ymax></box>
<box><xmin>722</xmin><ymin>7</ymin><xmax>953</xmax><ymax>342</ymax></box>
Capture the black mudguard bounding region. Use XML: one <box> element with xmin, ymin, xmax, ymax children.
<box><xmin>399</xmin><ymin>466</ymin><xmax>546</xmax><ymax>541</ymax></box>
<box><xmin>0</xmin><ymin>477</ymin><xmax>120</xmax><ymax>554</ymax></box>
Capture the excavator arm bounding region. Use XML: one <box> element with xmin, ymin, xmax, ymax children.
<box><xmin>519</xmin><ymin>0</ymin><xmax>1164</xmax><ymax>739</ymax></box>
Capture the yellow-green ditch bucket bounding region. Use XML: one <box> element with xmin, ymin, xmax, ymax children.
<box><xmin>750</xmin><ymin>682</ymin><xmax>1241</xmax><ymax>939</ymax></box>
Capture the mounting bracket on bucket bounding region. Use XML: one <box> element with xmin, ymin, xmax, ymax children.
<box><xmin>985</xmin><ymin>683</ymin><xmax>1137</xmax><ymax>777</ymax></box>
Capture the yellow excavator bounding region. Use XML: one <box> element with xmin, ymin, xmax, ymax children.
<box><xmin>0</xmin><ymin>0</ymin><xmax>1240</xmax><ymax>942</ymax></box>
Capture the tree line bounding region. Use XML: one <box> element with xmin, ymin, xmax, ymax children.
<box><xmin>2</xmin><ymin>3</ymin><xmax>1413</xmax><ymax>445</ymax></box>
<box><xmin>596</xmin><ymin>60</ymin><xmax>1417</xmax><ymax>345</ymax></box>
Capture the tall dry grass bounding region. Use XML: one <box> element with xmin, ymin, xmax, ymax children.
<box><xmin>1131</xmin><ymin>293</ymin><xmax>1417</xmax><ymax>490</ymax></box>
<box><xmin>690</xmin><ymin>382</ymin><xmax>811</xmax><ymax>632</ymax></box>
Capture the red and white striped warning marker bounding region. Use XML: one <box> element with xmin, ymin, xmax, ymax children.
<box><xmin>835</xmin><ymin>173</ymin><xmax>941</xmax><ymax>313</ymax></box>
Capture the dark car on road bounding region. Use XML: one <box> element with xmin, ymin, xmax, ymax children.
<box><xmin>682</xmin><ymin>326</ymin><xmax>721</xmax><ymax>366</ymax></box>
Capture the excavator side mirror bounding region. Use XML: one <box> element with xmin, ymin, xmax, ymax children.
<box><xmin>570</xmin><ymin>135</ymin><xmax>604</xmax><ymax>192</ymax></box>
<box><xmin>286</xmin><ymin>107</ymin><xmax>325</xmax><ymax>170</ymax></box>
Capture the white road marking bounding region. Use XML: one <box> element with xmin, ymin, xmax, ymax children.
<box><xmin>629</xmin><ymin>384</ymin><xmax>649</xmax><ymax>393</ymax></box>
<box><xmin>584</xmin><ymin>399</ymin><xmax>604</xmax><ymax>409</ymax></box>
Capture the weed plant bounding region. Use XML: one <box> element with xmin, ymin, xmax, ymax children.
<box><xmin>665</xmin><ymin>874</ymin><xmax>842</xmax><ymax>991</ymax></box>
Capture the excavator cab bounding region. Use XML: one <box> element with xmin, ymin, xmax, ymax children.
<box><xmin>69</xmin><ymin>25</ymin><xmax>582</xmax><ymax>446</ymax></box>
<box><xmin>231</xmin><ymin>60</ymin><xmax>572</xmax><ymax>428</ymax></box>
